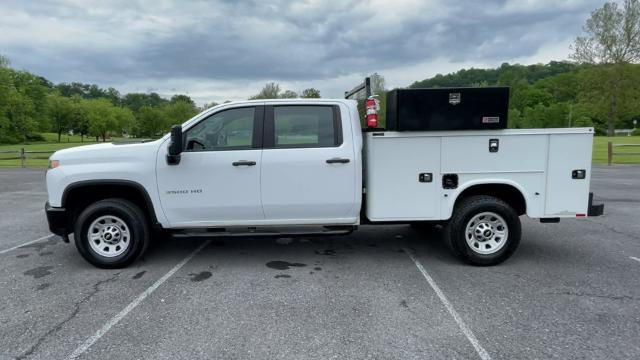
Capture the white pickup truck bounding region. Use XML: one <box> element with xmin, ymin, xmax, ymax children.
<box><xmin>45</xmin><ymin>85</ymin><xmax>603</xmax><ymax>268</ymax></box>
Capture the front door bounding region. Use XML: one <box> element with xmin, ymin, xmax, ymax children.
<box><xmin>156</xmin><ymin>106</ymin><xmax>264</xmax><ymax>227</ymax></box>
<box><xmin>260</xmin><ymin>104</ymin><xmax>358</xmax><ymax>223</ymax></box>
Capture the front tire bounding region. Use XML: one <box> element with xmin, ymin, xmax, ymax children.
<box><xmin>445</xmin><ymin>195</ymin><xmax>521</xmax><ymax>266</ymax></box>
<box><xmin>74</xmin><ymin>199</ymin><xmax>150</xmax><ymax>269</ymax></box>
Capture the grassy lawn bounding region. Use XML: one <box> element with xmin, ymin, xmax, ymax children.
<box><xmin>0</xmin><ymin>133</ymin><xmax>132</xmax><ymax>167</ymax></box>
<box><xmin>593</xmin><ymin>136</ymin><xmax>640</xmax><ymax>164</ymax></box>
<box><xmin>1</xmin><ymin>134</ymin><xmax>638</xmax><ymax>168</ymax></box>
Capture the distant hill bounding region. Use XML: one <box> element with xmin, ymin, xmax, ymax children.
<box><xmin>409</xmin><ymin>61</ymin><xmax>586</xmax><ymax>88</ymax></box>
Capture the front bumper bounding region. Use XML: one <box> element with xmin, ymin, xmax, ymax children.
<box><xmin>588</xmin><ymin>192</ymin><xmax>604</xmax><ymax>217</ymax></box>
<box><xmin>45</xmin><ymin>202</ymin><xmax>70</xmax><ymax>242</ymax></box>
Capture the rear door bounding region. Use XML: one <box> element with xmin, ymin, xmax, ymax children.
<box><xmin>260</xmin><ymin>104</ymin><xmax>358</xmax><ymax>223</ymax></box>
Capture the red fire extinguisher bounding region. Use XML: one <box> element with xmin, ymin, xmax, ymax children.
<box><xmin>365</xmin><ymin>96</ymin><xmax>379</xmax><ymax>128</ymax></box>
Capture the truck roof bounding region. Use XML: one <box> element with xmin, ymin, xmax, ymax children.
<box><xmin>181</xmin><ymin>98</ymin><xmax>358</xmax><ymax>131</ymax></box>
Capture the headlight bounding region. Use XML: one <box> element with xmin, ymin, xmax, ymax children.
<box><xmin>48</xmin><ymin>160</ymin><xmax>60</xmax><ymax>169</ymax></box>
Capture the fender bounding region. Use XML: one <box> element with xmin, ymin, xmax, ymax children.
<box><xmin>61</xmin><ymin>179</ymin><xmax>162</xmax><ymax>226</ymax></box>
<box><xmin>443</xmin><ymin>178</ymin><xmax>530</xmax><ymax>220</ymax></box>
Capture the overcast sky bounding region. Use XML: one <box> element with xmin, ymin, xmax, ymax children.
<box><xmin>0</xmin><ymin>0</ymin><xmax>602</xmax><ymax>105</ymax></box>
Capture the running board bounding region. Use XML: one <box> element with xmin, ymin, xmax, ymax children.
<box><xmin>170</xmin><ymin>225</ymin><xmax>356</xmax><ymax>238</ymax></box>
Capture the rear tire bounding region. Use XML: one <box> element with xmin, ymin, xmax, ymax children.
<box><xmin>74</xmin><ymin>198</ymin><xmax>150</xmax><ymax>269</ymax></box>
<box><xmin>445</xmin><ymin>195</ymin><xmax>521</xmax><ymax>266</ymax></box>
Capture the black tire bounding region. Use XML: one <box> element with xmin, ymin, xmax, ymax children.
<box><xmin>444</xmin><ymin>195</ymin><xmax>521</xmax><ymax>266</ymax></box>
<box><xmin>74</xmin><ymin>198</ymin><xmax>150</xmax><ymax>269</ymax></box>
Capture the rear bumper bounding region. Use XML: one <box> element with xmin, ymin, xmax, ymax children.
<box><xmin>45</xmin><ymin>202</ymin><xmax>70</xmax><ymax>241</ymax></box>
<box><xmin>588</xmin><ymin>192</ymin><xmax>604</xmax><ymax>217</ymax></box>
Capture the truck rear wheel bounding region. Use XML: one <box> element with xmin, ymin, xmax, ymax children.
<box><xmin>74</xmin><ymin>198</ymin><xmax>149</xmax><ymax>269</ymax></box>
<box><xmin>445</xmin><ymin>195</ymin><xmax>521</xmax><ymax>266</ymax></box>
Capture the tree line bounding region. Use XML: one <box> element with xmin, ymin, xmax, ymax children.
<box><xmin>0</xmin><ymin>57</ymin><xmax>204</xmax><ymax>144</ymax></box>
<box><xmin>0</xmin><ymin>56</ymin><xmax>323</xmax><ymax>144</ymax></box>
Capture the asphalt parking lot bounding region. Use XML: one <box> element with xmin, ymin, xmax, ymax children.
<box><xmin>0</xmin><ymin>166</ymin><xmax>639</xmax><ymax>359</ymax></box>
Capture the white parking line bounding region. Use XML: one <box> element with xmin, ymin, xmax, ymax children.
<box><xmin>403</xmin><ymin>248</ymin><xmax>491</xmax><ymax>360</ymax></box>
<box><xmin>0</xmin><ymin>234</ymin><xmax>55</xmax><ymax>255</ymax></box>
<box><xmin>66</xmin><ymin>240</ymin><xmax>211</xmax><ymax>360</ymax></box>
<box><xmin>631</xmin><ymin>256</ymin><xmax>640</xmax><ymax>263</ymax></box>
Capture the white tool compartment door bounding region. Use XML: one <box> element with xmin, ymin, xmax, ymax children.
<box><xmin>366</xmin><ymin>134</ymin><xmax>441</xmax><ymax>220</ymax></box>
<box><xmin>545</xmin><ymin>133</ymin><xmax>593</xmax><ymax>216</ymax></box>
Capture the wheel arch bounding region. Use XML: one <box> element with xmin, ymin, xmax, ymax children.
<box><xmin>449</xmin><ymin>181</ymin><xmax>528</xmax><ymax>218</ymax></box>
<box><xmin>62</xmin><ymin>180</ymin><xmax>160</xmax><ymax>230</ymax></box>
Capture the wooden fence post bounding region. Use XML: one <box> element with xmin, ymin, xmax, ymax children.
<box><xmin>607</xmin><ymin>141</ymin><xmax>613</xmax><ymax>166</ymax></box>
<box><xmin>20</xmin><ymin>148</ymin><xmax>25</xmax><ymax>168</ymax></box>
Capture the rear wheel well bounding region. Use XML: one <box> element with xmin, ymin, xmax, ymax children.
<box><xmin>63</xmin><ymin>182</ymin><xmax>156</xmax><ymax>231</ymax></box>
<box><xmin>454</xmin><ymin>184</ymin><xmax>526</xmax><ymax>216</ymax></box>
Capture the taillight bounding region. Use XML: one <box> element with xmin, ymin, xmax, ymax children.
<box><xmin>365</xmin><ymin>96</ymin><xmax>379</xmax><ymax>128</ymax></box>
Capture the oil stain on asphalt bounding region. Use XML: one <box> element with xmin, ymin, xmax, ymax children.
<box><xmin>24</xmin><ymin>266</ymin><xmax>53</xmax><ymax>279</ymax></box>
<box><xmin>189</xmin><ymin>271</ymin><xmax>212</xmax><ymax>282</ymax></box>
<box><xmin>266</xmin><ymin>261</ymin><xmax>307</xmax><ymax>270</ymax></box>
<box><xmin>19</xmin><ymin>237</ymin><xmax>59</xmax><ymax>252</ymax></box>
<box><xmin>132</xmin><ymin>271</ymin><xmax>146</xmax><ymax>280</ymax></box>
<box><xmin>36</xmin><ymin>283</ymin><xmax>50</xmax><ymax>291</ymax></box>
<box><xmin>315</xmin><ymin>249</ymin><xmax>335</xmax><ymax>256</ymax></box>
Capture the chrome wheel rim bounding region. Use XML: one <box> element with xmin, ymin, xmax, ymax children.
<box><xmin>465</xmin><ymin>212</ymin><xmax>508</xmax><ymax>255</ymax></box>
<box><xmin>87</xmin><ymin>215</ymin><xmax>131</xmax><ymax>258</ymax></box>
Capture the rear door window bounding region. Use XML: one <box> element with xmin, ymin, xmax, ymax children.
<box><xmin>272</xmin><ymin>106</ymin><xmax>341</xmax><ymax>148</ymax></box>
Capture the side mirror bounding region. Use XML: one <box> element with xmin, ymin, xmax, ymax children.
<box><xmin>167</xmin><ymin>125</ymin><xmax>183</xmax><ymax>165</ymax></box>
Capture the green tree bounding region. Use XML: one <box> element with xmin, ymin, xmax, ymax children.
<box><xmin>202</xmin><ymin>101</ymin><xmax>219</xmax><ymax>110</ymax></box>
<box><xmin>112</xmin><ymin>106</ymin><xmax>135</xmax><ymax>136</ymax></box>
<box><xmin>70</xmin><ymin>97</ymin><xmax>90</xmax><ymax>142</ymax></box>
<box><xmin>280</xmin><ymin>90</ymin><xmax>298</xmax><ymax>98</ymax></box>
<box><xmin>135</xmin><ymin>106</ymin><xmax>167</xmax><ymax>137</ymax></box>
<box><xmin>510</xmin><ymin>80</ymin><xmax>554</xmax><ymax>111</ymax></box>
<box><xmin>84</xmin><ymin>98</ymin><xmax>118</xmax><ymax>141</ymax></box>
<box><xmin>46</xmin><ymin>93</ymin><xmax>73</xmax><ymax>142</ymax></box>
<box><xmin>571</xmin><ymin>0</ymin><xmax>640</xmax><ymax>135</ymax></box>
<box><xmin>163</xmin><ymin>100</ymin><xmax>198</xmax><ymax>128</ymax></box>
<box><xmin>577</xmin><ymin>64</ymin><xmax>640</xmax><ymax>134</ymax></box>
<box><xmin>170</xmin><ymin>94</ymin><xmax>196</xmax><ymax>106</ymax></box>
<box><xmin>122</xmin><ymin>92</ymin><xmax>168</xmax><ymax>113</ymax></box>
<box><xmin>6</xmin><ymin>90</ymin><xmax>36</xmax><ymax>142</ymax></box>
<box><xmin>301</xmin><ymin>88</ymin><xmax>321</xmax><ymax>98</ymax></box>
<box><xmin>0</xmin><ymin>67</ymin><xmax>13</xmax><ymax>142</ymax></box>
<box><xmin>250</xmin><ymin>82</ymin><xmax>281</xmax><ymax>99</ymax></box>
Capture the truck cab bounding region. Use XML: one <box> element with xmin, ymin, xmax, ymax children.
<box><xmin>156</xmin><ymin>100</ymin><xmax>362</xmax><ymax>227</ymax></box>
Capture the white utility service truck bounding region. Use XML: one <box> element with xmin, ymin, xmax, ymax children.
<box><xmin>45</xmin><ymin>79</ymin><xmax>603</xmax><ymax>268</ymax></box>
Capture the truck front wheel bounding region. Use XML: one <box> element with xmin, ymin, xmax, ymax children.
<box><xmin>74</xmin><ymin>199</ymin><xmax>150</xmax><ymax>269</ymax></box>
<box><xmin>445</xmin><ymin>195</ymin><xmax>521</xmax><ymax>266</ymax></box>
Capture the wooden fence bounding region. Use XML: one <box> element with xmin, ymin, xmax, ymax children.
<box><xmin>608</xmin><ymin>142</ymin><xmax>640</xmax><ymax>165</ymax></box>
<box><xmin>0</xmin><ymin>148</ymin><xmax>55</xmax><ymax>167</ymax></box>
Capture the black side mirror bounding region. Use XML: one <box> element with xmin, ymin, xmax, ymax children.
<box><xmin>167</xmin><ymin>125</ymin><xmax>183</xmax><ymax>165</ymax></box>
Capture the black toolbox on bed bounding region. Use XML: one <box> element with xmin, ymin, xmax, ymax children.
<box><xmin>385</xmin><ymin>87</ymin><xmax>510</xmax><ymax>131</ymax></box>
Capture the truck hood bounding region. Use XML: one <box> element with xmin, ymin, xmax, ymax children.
<box><xmin>51</xmin><ymin>140</ymin><xmax>164</xmax><ymax>164</ymax></box>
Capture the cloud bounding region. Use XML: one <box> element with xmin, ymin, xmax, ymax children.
<box><xmin>0</xmin><ymin>0</ymin><xmax>602</xmax><ymax>104</ymax></box>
